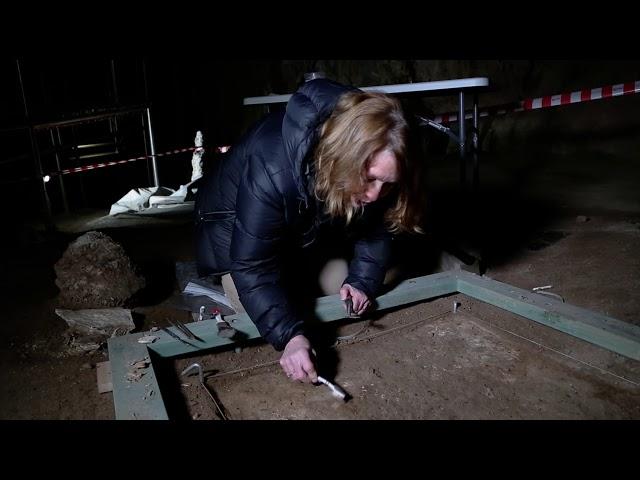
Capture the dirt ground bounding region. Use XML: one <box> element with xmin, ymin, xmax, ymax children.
<box><xmin>171</xmin><ymin>296</ymin><xmax>640</xmax><ymax>420</ymax></box>
<box><xmin>1</xmin><ymin>148</ymin><xmax>639</xmax><ymax>420</ymax></box>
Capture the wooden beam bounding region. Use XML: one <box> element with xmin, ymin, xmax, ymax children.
<box><xmin>375</xmin><ymin>271</ymin><xmax>458</xmax><ymax>311</ymax></box>
<box><xmin>454</xmin><ymin>270</ymin><xmax>640</xmax><ymax>361</ymax></box>
<box><xmin>107</xmin><ymin>332</ymin><xmax>169</xmax><ymax>420</ymax></box>
<box><xmin>147</xmin><ymin>270</ymin><xmax>458</xmax><ymax>358</ymax></box>
<box><xmin>96</xmin><ymin>361</ymin><xmax>113</xmax><ymax>394</ymax></box>
<box><xmin>109</xmin><ymin>271</ymin><xmax>457</xmax><ymax>419</ymax></box>
<box><xmin>108</xmin><ymin>270</ymin><xmax>640</xmax><ymax>420</ymax></box>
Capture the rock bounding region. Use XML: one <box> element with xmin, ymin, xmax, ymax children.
<box><xmin>68</xmin><ymin>341</ymin><xmax>101</xmax><ymax>354</ymax></box>
<box><xmin>55</xmin><ymin>308</ymin><xmax>135</xmax><ymax>337</ymax></box>
<box><xmin>54</xmin><ymin>231</ymin><xmax>145</xmax><ymax>309</ymax></box>
<box><xmin>576</xmin><ymin>215</ymin><xmax>590</xmax><ymax>223</ymax></box>
<box><xmin>137</xmin><ymin>335</ymin><xmax>159</xmax><ymax>344</ymax></box>
<box><xmin>437</xmin><ymin>250</ymin><xmax>482</xmax><ymax>275</ymax></box>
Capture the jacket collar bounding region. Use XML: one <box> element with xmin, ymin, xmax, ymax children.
<box><xmin>281</xmin><ymin>79</ymin><xmax>358</xmax><ymax>206</ymax></box>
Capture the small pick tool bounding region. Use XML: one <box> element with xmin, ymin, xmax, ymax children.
<box><xmin>316</xmin><ymin>376</ymin><xmax>348</xmax><ymax>401</ymax></box>
<box><xmin>344</xmin><ymin>297</ymin><xmax>360</xmax><ymax>319</ymax></box>
<box><xmin>212</xmin><ymin>309</ymin><xmax>237</xmax><ymax>339</ymax></box>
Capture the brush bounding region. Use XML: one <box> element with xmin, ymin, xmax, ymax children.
<box><xmin>317</xmin><ymin>375</ymin><xmax>348</xmax><ymax>401</ymax></box>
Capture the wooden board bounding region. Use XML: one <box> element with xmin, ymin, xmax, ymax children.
<box><xmin>108</xmin><ymin>270</ymin><xmax>640</xmax><ymax>420</ymax></box>
<box><xmin>96</xmin><ymin>361</ymin><xmax>113</xmax><ymax>394</ymax></box>
<box><xmin>454</xmin><ymin>270</ymin><xmax>640</xmax><ymax>361</ymax></box>
<box><xmin>107</xmin><ymin>333</ymin><xmax>168</xmax><ymax>420</ymax></box>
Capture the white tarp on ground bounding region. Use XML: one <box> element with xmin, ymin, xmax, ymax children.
<box><xmin>109</xmin><ymin>183</ymin><xmax>195</xmax><ymax>215</ymax></box>
<box><xmin>108</xmin><ymin>184</ymin><xmax>197</xmax><ymax>215</ymax></box>
<box><xmin>108</xmin><ymin>131</ymin><xmax>204</xmax><ymax>216</ymax></box>
<box><xmin>109</xmin><ymin>186</ymin><xmax>173</xmax><ymax>215</ymax></box>
<box><xmin>183</xmin><ymin>281</ymin><xmax>234</xmax><ymax>309</ymax></box>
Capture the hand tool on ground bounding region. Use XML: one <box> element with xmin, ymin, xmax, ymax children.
<box><xmin>212</xmin><ymin>309</ymin><xmax>237</xmax><ymax>338</ymax></box>
<box><xmin>161</xmin><ymin>326</ymin><xmax>200</xmax><ymax>349</ymax></box>
<box><xmin>533</xmin><ymin>290</ymin><xmax>565</xmax><ymax>302</ymax></box>
<box><xmin>181</xmin><ymin>362</ymin><xmax>230</xmax><ymax>420</ymax></box>
<box><xmin>316</xmin><ymin>376</ymin><xmax>348</xmax><ymax>401</ymax></box>
<box><xmin>168</xmin><ymin>318</ymin><xmax>204</xmax><ymax>342</ymax></box>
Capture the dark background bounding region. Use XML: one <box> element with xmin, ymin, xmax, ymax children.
<box><xmin>1</xmin><ymin>58</ymin><xmax>639</xmax><ymax>225</ymax></box>
<box><xmin>1</xmin><ymin>18</ymin><xmax>640</xmax><ymax>425</ymax></box>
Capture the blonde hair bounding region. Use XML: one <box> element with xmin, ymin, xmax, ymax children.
<box><xmin>314</xmin><ymin>91</ymin><xmax>423</xmax><ymax>233</ymax></box>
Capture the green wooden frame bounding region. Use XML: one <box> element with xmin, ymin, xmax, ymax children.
<box><xmin>107</xmin><ymin>270</ymin><xmax>640</xmax><ymax>419</ymax></box>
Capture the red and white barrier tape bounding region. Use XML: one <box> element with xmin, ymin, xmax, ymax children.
<box><xmin>44</xmin><ymin>145</ymin><xmax>230</xmax><ymax>180</ymax></box>
<box><xmin>434</xmin><ymin>80</ymin><xmax>640</xmax><ymax>124</ymax></box>
<box><xmin>43</xmin><ymin>80</ymin><xmax>640</xmax><ymax>180</ymax></box>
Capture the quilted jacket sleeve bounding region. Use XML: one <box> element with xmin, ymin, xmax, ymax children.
<box><xmin>230</xmin><ymin>155</ymin><xmax>305</xmax><ymax>351</ymax></box>
<box><xmin>343</xmin><ymin>202</ymin><xmax>393</xmax><ymax>299</ymax></box>
<box><xmin>343</xmin><ymin>225</ymin><xmax>392</xmax><ymax>299</ymax></box>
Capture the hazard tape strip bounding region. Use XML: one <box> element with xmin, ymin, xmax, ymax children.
<box><xmin>433</xmin><ymin>80</ymin><xmax>640</xmax><ymax>124</ymax></box>
<box><xmin>45</xmin><ymin>79</ymin><xmax>640</xmax><ymax>179</ymax></box>
<box><xmin>45</xmin><ymin>145</ymin><xmax>230</xmax><ymax>179</ymax></box>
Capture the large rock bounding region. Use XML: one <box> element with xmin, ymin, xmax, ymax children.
<box><xmin>55</xmin><ymin>307</ymin><xmax>136</xmax><ymax>355</ymax></box>
<box><xmin>54</xmin><ymin>231</ymin><xmax>145</xmax><ymax>309</ymax></box>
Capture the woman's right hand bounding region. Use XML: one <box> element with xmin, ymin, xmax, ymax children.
<box><xmin>340</xmin><ymin>283</ymin><xmax>371</xmax><ymax>315</ymax></box>
<box><xmin>280</xmin><ymin>334</ymin><xmax>318</xmax><ymax>383</ymax></box>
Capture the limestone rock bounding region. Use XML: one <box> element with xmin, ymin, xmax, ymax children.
<box><xmin>54</xmin><ymin>231</ymin><xmax>145</xmax><ymax>309</ymax></box>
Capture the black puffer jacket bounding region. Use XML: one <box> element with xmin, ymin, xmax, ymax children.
<box><xmin>195</xmin><ymin>79</ymin><xmax>393</xmax><ymax>350</ymax></box>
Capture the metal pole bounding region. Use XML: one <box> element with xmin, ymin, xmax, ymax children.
<box><xmin>146</xmin><ymin>107</ymin><xmax>159</xmax><ymax>187</ymax></box>
<box><xmin>110</xmin><ymin>59</ymin><xmax>120</xmax><ymax>104</ymax></box>
<box><xmin>16</xmin><ymin>59</ymin><xmax>29</xmax><ymax>122</ymax></box>
<box><xmin>71</xmin><ymin>125</ymin><xmax>88</xmax><ymax>208</ymax></box>
<box><xmin>472</xmin><ymin>93</ymin><xmax>479</xmax><ymax>192</ymax></box>
<box><xmin>458</xmin><ymin>90</ymin><xmax>466</xmax><ymax>187</ymax></box>
<box><xmin>50</xmin><ymin>129</ymin><xmax>69</xmax><ymax>213</ymax></box>
<box><xmin>141</xmin><ymin>112</ymin><xmax>151</xmax><ymax>185</ymax></box>
<box><xmin>111</xmin><ymin>59</ymin><xmax>120</xmax><ymax>154</ymax></box>
<box><xmin>33</xmin><ymin>138</ymin><xmax>53</xmax><ymax>222</ymax></box>
<box><xmin>17</xmin><ymin>59</ymin><xmax>54</xmax><ymax>225</ymax></box>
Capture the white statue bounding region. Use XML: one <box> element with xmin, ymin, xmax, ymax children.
<box><xmin>191</xmin><ymin>131</ymin><xmax>204</xmax><ymax>182</ymax></box>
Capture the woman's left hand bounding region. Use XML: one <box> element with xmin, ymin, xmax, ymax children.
<box><xmin>340</xmin><ymin>284</ymin><xmax>371</xmax><ymax>316</ymax></box>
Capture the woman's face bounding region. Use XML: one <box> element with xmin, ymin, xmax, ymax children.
<box><xmin>352</xmin><ymin>149</ymin><xmax>399</xmax><ymax>208</ymax></box>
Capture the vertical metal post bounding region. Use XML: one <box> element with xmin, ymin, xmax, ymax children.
<box><xmin>110</xmin><ymin>59</ymin><xmax>120</xmax><ymax>154</ymax></box>
<box><xmin>50</xmin><ymin>129</ymin><xmax>69</xmax><ymax>213</ymax></box>
<box><xmin>70</xmin><ymin>125</ymin><xmax>87</xmax><ymax>208</ymax></box>
<box><xmin>472</xmin><ymin>93</ymin><xmax>479</xmax><ymax>192</ymax></box>
<box><xmin>33</xmin><ymin>139</ymin><xmax>53</xmax><ymax>222</ymax></box>
<box><xmin>146</xmin><ymin>107</ymin><xmax>159</xmax><ymax>187</ymax></box>
<box><xmin>458</xmin><ymin>90</ymin><xmax>466</xmax><ymax>187</ymax></box>
<box><xmin>110</xmin><ymin>59</ymin><xmax>120</xmax><ymax>104</ymax></box>
<box><xmin>141</xmin><ymin>112</ymin><xmax>151</xmax><ymax>185</ymax></box>
<box><xmin>17</xmin><ymin>59</ymin><xmax>54</xmax><ymax>225</ymax></box>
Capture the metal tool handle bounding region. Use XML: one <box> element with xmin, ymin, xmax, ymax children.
<box><xmin>344</xmin><ymin>297</ymin><xmax>360</xmax><ymax>318</ymax></box>
<box><xmin>317</xmin><ymin>376</ymin><xmax>347</xmax><ymax>401</ymax></box>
